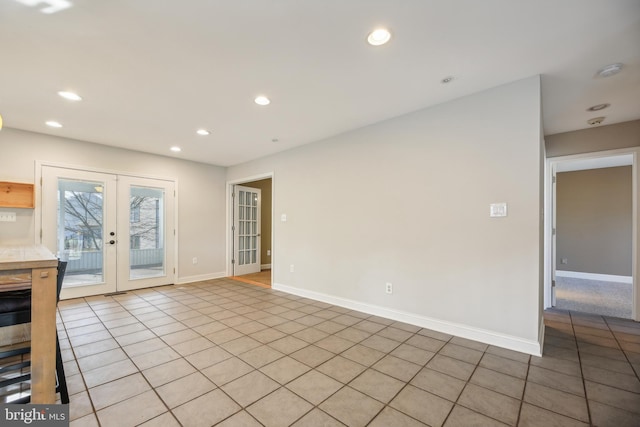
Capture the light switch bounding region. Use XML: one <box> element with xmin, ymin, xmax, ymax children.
<box><xmin>489</xmin><ymin>203</ymin><xmax>507</xmax><ymax>218</ymax></box>
<box><xmin>281</xmin><ymin>214</ymin><xmax>287</xmax><ymax>222</ymax></box>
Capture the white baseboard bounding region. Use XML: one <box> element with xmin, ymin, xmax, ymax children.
<box><xmin>556</xmin><ymin>270</ymin><xmax>632</xmax><ymax>284</ymax></box>
<box><xmin>273</xmin><ymin>283</ymin><xmax>542</xmax><ymax>356</ymax></box>
<box><xmin>176</xmin><ymin>271</ymin><xmax>226</xmax><ymax>285</ymax></box>
<box><xmin>261</xmin><ymin>264</ymin><xmax>272</xmax><ymax>270</ymax></box>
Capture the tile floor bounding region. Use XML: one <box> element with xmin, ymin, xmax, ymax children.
<box><xmin>5</xmin><ymin>278</ymin><xmax>640</xmax><ymax>426</ymax></box>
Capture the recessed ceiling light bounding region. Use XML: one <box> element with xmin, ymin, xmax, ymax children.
<box><xmin>45</xmin><ymin>120</ymin><xmax>62</xmax><ymax>128</ymax></box>
<box><xmin>57</xmin><ymin>91</ymin><xmax>82</xmax><ymax>101</ymax></box>
<box><xmin>271</xmin><ymin>138</ymin><xmax>279</xmax><ymax>143</ymax></box>
<box><xmin>254</xmin><ymin>96</ymin><xmax>270</xmax><ymax>106</ymax></box>
<box><xmin>367</xmin><ymin>28</ymin><xmax>391</xmax><ymax>46</ymax></box>
<box><xmin>586</xmin><ymin>103</ymin><xmax>610</xmax><ymax>112</ymax></box>
<box><xmin>441</xmin><ymin>76</ymin><xmax>454</xmax><ymax>84</ymax></box>
<box><xmin>595</xmin><ymin>63</ymin><xmax>623</xmax><ymax>78</ymax></box>
<box><xmin>196</xmin><ymin>129</ymin><xmax>210</xmax><ymax>136</ymax></box>
<box><xmin>170</xmin><ymin>146</ymin><xmax>182</xmax><ymax>152</ymax></box>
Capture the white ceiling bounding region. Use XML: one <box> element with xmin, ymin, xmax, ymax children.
<box><xmin>1</xmin><ymin>0</ymin><xmax>639</xmax><ymax>167</ymax></box>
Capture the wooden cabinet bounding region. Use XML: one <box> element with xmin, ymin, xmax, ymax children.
<box><xmin>0</xmin><ymin>181</ymin><xmax>35</xmax><ymax>208</ymax></box>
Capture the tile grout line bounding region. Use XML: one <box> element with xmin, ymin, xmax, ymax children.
<box><xmin>569</xmin><ymin>311</ymin><xmax>593</xmax><ymax>426</ymax></box>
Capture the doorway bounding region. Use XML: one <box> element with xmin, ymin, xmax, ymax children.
<box><xmin>41</xmin><ymin>165</ymin><xmax>176</xmax><ymax>299</ymax></box>
<box><xmin>545</xmin><ymin>150</ymin><xmax>637</xmax><ymax>320</ymax></box>
<box><xmin>227</xmin><ymin>175</ymin><xmax>273</xmax><ymax>287</ymax></box>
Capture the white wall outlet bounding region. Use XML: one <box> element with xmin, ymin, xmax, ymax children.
<box><xmin>489</xmin><ymin>202</ymin><xmax>508</xmax><ymax>218</ymax></box>
<box><xmin>385</xmin><ymin>282</ymin><xmax>393</xmax><ymax>294</ymax></box>
<box><xmin>0</xmin><ymin>212</ymin><xmax>17</xmax><ymax>222</ymax></box>
<box><xmin>192</xmin><ymin>257</ymin><xmax>198</xmax><ymax>264</ymax></box>
<box><xmin>267</xmin><ymin>249</ymin><xmax>271</xmax><ymax>256</ymax></box>
<box><xmin>561</xmin><ymin>258</ymin><xmax>568</xmax><ymax>265</ymax></box>
<box><xmin>281</xmin><ymin>214</ymin><xmax>287</xmax><ymax>222</ymax></box>
<box><xmin>290</xmin><ymin>264</ymin><xmax>294</xmax><ymax>273</ymax></box>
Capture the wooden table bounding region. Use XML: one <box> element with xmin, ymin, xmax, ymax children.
<box><xmin>0</xmin><ymin>245</ymin><xmax>58</xmax><ymax>404</ymax></box>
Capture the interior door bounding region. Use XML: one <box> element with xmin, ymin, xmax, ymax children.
<box><xmin>233</xmin><ymin>185</ymin><xmax>261</xmax><ymax>276</ymax></box>
<box><xmin>42</xmin><ymin>166</ymin><xmax>118</xmax><ymax>299</ymax></box>
<box><xmin>42</xmin><ymin>166</ymin><xmax>175</xmax><ymax>298</ymax></box>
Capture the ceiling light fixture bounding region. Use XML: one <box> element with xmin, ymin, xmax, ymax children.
<box><xmin>45</xmin><ymin>120</ymin><xmax>62</xmax><ymax>128</ymax></box>
<box><xmin>441</xmin><ymin>76</ymin><xmax>454</xmax><ymax>84</ymax></box>
<box><xmin>271</xmin><ymin>138</ymin><xmax>279</xmax><ymax>143</ymax></box>
<box><xmin>58</xmin><ymin>91</ymin><xmax>82</xmax><ymax>101</ymax></box>
<box><xmin>254</xmin><ymin>96</ymin><xmax>270</xmax><ymax>106</ymax></box>
<box><xmin>595</xmin><ymin>63</ymin><xmax>623</xmax><ymax>78</ymax></box>
<box><xmin>586</xmin><ymin>103</ymin><xmax>610</xmax><ymax>112</ymax></box>
<box><xmin>367</xmin><ymin>28</ymin><xmax>391</xmax><ymax>46</ymax></box>
<box><xmin>196</xmin><ymin>129</ymin><xmax>210</xmax><ymax>136</ymax></box>
<box><xmin>170</xmin><ymin>146</ymin><xmax>182</xmax><ymax>152</ymax></box>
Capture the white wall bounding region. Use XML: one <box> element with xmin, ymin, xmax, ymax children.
<box><xmin>228</xmin><ymin>76</ymin><xmax>544</xmax><ymax>354</ymax></box>
<box><xmin>0</xmin><ymin>128</ymin><xmax>227</xmax><ymax>282</ymax></box>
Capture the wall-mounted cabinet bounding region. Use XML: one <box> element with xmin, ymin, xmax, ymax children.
<box><xmin>0</xmin><ymin>182</ymin><xmax>35</xmax><ymax>208</ymax></box>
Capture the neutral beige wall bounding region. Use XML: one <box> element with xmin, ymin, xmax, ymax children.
<box><xmin>0</xmin><ymin>128</ymin><xmax>227</xmax><ymax>281</ymax></box>
<box><xmin>228</xmin><ymin>76</ymin><xmax>543</xmax><ymax>349</ymax></box>
<box><xmin>545</xmin><ymin>120</ymin><xmax>640</xmax><ymax>157</ymax></box>
<box><xmin>243</xmin><ymin>178</ymin><xmax>272</xmax><ymax>267</ymax></box>
<box><xmin>556</xmin><ymin>166</ymin><xmax>632</xmax><ymax>276</ymax></box>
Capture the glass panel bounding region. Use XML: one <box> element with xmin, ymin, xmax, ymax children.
<box><xmin>239</xmin><ymin>205</ymin><xmax>244</xmax><ymax>220</ymax></box>
<box><xmin>129</xmin><ymin>186</ymin><xmax>165</xmax><ymax>280</ymax></box>
<box><xmin>245</xmin><ymin>192</ymin><xmax>251</xmax><ymax>205</ymax></box>
<box><xmin>239</xmin><ymin>191</ymin><xmax>245</xmax><ymax>205</ymax></box>
<box><xmin>246</xmin><ymin>206</ymin><xmax>251</xmax><ymax>220</ymax></box>
<box><xmin>239</xmin><ymin>237</ymin><xmax>244</xmax><ymax>250</ymax></box>
<box><xmin>252</xmin><ymin>193</ymin><xmax>258</xmax><ymax>207</ymax></box>
<box><xmin>239</xmin><ymin>222</ymin><xmax>244</xmax><ymax>235</ymax></box>
<box><xmin>252</xmin><ymin>221</ymin><xmax>256</xmax><ymax>234</ymax></box>
<box><xmin>57</xmin><ymin>179</ymin><xmax>105</xmax><ymax>287</ymax></box>
<box><xmin>239</xmin><ymin>251</ymin><xmax>244</xmax><ymax>265</ymax></box>
<box><xmin>251</xmin><ymin>250</ymin><xmax>256</xmax><ymax>264</ymax></box>
<box><xmin>252</xmin><ymin>207</ymin><xmax>257</xmax><ymax>221</ymax></box>
<box><xmin>252</xmin><ymin>236</ymin><xmax>256</xmax><ymax>249</ymax></box>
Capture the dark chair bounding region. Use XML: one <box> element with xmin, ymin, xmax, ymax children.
<box><xmin>0</xmin><ymin>261</ymin><xmax>69</xmax><ymax>404</ymax></box>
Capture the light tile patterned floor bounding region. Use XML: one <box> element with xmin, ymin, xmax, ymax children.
<box><xmin>12</xmin><ymin>278</ymin><xmax>640</xmax><ymax>426</ymax></box>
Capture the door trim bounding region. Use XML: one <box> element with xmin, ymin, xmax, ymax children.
<box><xmin>544</xmin><ymin>147</ymin><xmax>638</xmax><ymax>321</ymax></box>
<box><xmin>226</xmin><ymin>173</ymin><xmax>274</xmax><ymax>282</ymax></box>
<box><xmin>35</xmin><ymin>160</ymin><xmax>179</xmax><ymax>290</ymax></box>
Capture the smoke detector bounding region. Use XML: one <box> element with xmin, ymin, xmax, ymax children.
<box><xmin>595</xmin><ymin>63</ymin><xmax>623</xmax><ymax>78</ymax></box>
<box><xmin>587</xmin><ymin>117</ymin><xmax>605</xmax><ymax>126</ymax></box>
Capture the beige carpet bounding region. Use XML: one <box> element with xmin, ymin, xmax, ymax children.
<box><xmin>555</xmin><ymin>276</ymin><xmax>632</xmax><ymax>319</ymax></box>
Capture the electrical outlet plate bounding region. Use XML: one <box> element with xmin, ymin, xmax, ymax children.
<box><xmin>385</xmin><ymin>282</ymin><xmax>393</xmax><ymax>294</ymax></box>
<box><xmin>0</xmin><ymin>212</ymin><xmax>17</xmax><ymax>222</ymax></box>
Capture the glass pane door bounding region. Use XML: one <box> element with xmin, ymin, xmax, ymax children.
<box><xmin>117</xmin><ymin>176</ymin><xmax>175</xmax><ymax>291</ymax></box>
<box><xmin>58</xmin><ymin>179</ymin><xmax>105</xmax><ymax>286</ymax></box>
<box><xmin>42</xmin><ymin>167</ymin><xmax>118</xmax><ymax>299</ymax></box>
<box><xmin>129</xmin><ymin>186</ymin><xmax>165</xmax><ymax>280</ymax></box>
<box><xmin>233</xmin><ymin>185</ymin><xmax>261</xmax><ymax>276</ymax></box>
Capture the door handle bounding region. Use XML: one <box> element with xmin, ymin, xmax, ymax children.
<box><xmin>109</xmin><ymin>240</ymin><xmax>116</xmax><ymax>245</ymax></box>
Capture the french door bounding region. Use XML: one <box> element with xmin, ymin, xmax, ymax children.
<box><xmin>233</xmin><ymin>185</ymin><xmax>261</xmax><ymax>276</ymax></box>
<box><xmin>41</xmin><ymin>166</ymin><xmax>175</xmax><ymax>299</ymax></box>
